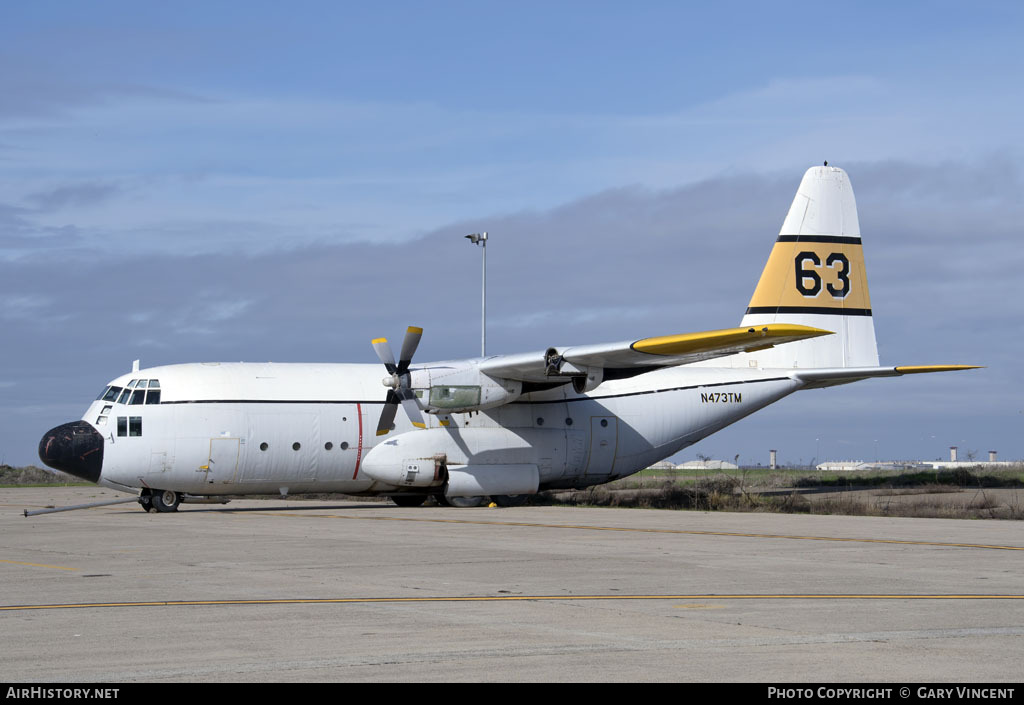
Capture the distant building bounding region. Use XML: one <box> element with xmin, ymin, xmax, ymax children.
<box><xmin>675</xmin><ymin>460</ymin><xmax>739</xmax><ymax>471</ymax></box>
<box><xmin>816</xmin><ymin>460</ymin><xmax>1019</xmax><ymax>472</ymax></box>
<box><xmin>923</xmin><ymin>461</ymin><xmax>1019</xmax><ymax>470</ymax></box>
<box><xmin>647</xmin><ymin>461</ymin><xmax>677</xmax><ymax>471</ymax></box>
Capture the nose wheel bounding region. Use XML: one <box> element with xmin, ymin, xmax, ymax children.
<box><xmin>140</xmin><ymin>489</ymin><xmax>181</xmax><ymax>513</ymax></box>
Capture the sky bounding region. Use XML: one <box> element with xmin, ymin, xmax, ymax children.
<box><xmin>1</xmin><ymin>1</ymin><xmax>1022</xmax><ymax>467</ymax></box>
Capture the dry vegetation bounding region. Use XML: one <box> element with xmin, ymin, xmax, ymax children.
<box><xmin>0</xmin><ymin>465</ymin><xmax>82</xmax><ymax>486</ymax></box>
<box><xmin>542</xmin><ymin>465</ymin><xmax>1024</xmax><ymax>520</ymax></box>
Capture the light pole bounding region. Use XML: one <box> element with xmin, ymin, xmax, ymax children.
<box><xmin>465</xmin><ymin>232</ymin><xmax>488</xmax><ymax>357</ymax></box>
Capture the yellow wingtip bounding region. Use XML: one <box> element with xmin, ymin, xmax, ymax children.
<box><xmin>895</xmin><ymin>365</ymin><xmax>983</xmax><ymax>375</ymax></box>
<box><xmin>633</xmin><ymin>324</ymin><xmax>834</xmax><ymax>356</ymax></box>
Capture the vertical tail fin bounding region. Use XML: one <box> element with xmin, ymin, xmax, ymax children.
<box><xmin>739</xmin><ymin>166</ymin><xmax>879</xmax><ymax>369</ymax></box>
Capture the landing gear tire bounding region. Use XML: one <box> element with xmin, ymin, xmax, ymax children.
<box><xmin>138</xmin><ymin>492</ymin><xmax>153</xmax><ymax>513</ymax></box>
<box><xmin>150</xmin><ymin>489</ymin><xmax>181</xmax><ymax>513</ymax></box>
<box><xmin>490</xmin><ymin>494</ymin><xmax>529</xmax><ymax>507</ymax></box>
<box><xmin>391</xmin><ymin>494</ymin><xmax>427</xmax><ymax>508</ymax></box>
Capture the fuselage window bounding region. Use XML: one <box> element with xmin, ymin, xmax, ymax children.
<box><xmin>292</xmin><ymin>442</ymin><xmax>301</xmax><ymax>451</ymax></box>
<box><xmin>324</xmin><ymin>442</ymin><xmax>333</xmax><ymax>450</ymax></box>
<box><xmin>129</xmin><ymin>417</ymin><xmax>142</xmax><ymax>437</ymax></box>
<box><xmin>117</xmin><ymin>417</ymin><xmax>127</xmax><ymax>437</ymax></box>
<box><xmin>340</xmin><ymin>442</ymin><xmax>349</xmax><ymax>450</ymax></box>
<box><xmin>259</xmin><ymin>442</ymin><xmax>269</xmax><ymax>451</ymax></box>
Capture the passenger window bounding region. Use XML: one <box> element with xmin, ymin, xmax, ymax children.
<box><xmin>129</xmin><ymin>417</ymin><xmax>142</xmax><ymax>436</ymax></box>
<box><xmin>117</xmin><ymin>417</ymin><xmax>127</xmax><ymax>437</ymax></box>
<box><xmin>145</xmin><ymin>389</ymin><xmax>161</xmax><ymax>405</ymax></box>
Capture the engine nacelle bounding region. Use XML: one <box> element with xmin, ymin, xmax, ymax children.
<box><xmin>570</xmin><ymin>365</ymin><xmax>604</xmax><ymax>394</ymax></box>
<box><xmin>543</xmin><ymin>348</ymin><xmax>604</xmax><ymax>393</ymax></box>
<box><xmin>408</xmin><ymin>365</ymin><xmax>521</xmax><ymax>413</ymax></box>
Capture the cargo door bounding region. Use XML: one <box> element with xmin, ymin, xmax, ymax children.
<box><xmin>208</xmin><ymin>438</ymin><xmax>240</xmax><ymax>484</ymax></box>
<box><xmin>585</xmin><ymin>416</ymin><xmax>617</xmax><ymax>476</ymax></box>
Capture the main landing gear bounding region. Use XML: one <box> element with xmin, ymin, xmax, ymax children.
<box><xmin>139</xmin><ymin>489</ymin><xmax>181</xmax><ymax>513</ymax></box>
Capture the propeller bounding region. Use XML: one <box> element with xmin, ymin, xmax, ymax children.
<box><xmin>372</xmin><ymin>326</ymin><xmax>427</xmax><ymax>436</ymax></box>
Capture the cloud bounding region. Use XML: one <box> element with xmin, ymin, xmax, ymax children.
<box><xmin>0</xmin><ymin>52</ymin><xmax>211</xmax><ymax>120</ymax></box>
<box><xmin>26</xmin><ymin>181</ymin><xmax>121</xmax><ymax>210</ymax></box>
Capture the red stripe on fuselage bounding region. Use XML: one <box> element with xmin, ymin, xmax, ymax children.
<box><xmin>353</xmin><ymin>402</ymin><xmax>363</xmax><ymax>479</ymax></box>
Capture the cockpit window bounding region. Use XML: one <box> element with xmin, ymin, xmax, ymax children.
<box><xmin>106</xmin><ymin>379</ymin><xmax>160</xmax><ymax>404</ymax></box>
<box><xmin>99</xmin><ymin>386</ymin><xmax>124</xmax><ymax>402</ymax></box>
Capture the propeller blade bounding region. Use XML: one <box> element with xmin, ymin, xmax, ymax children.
<box><xmin>372</xmin><ymin>337</ymin><xmax>397</xmax><ymax>374</ymax></box>
<box><xmin>375</xmin><ymin>389</ymin><xmax>400</xmax><ymax>436</ymax></box>
<box><xmin>399</xmin><ymin>389</ymin><xmax>427</xmax><ymax>429</ymax></box>
<box><xmin>397</xmin><ymin>326</ymin><xmax>422</xmax><ymax>374</ymax></box>
<box><xmin>372</xmin><ymin>327</ymin><xmax>427</xmax><ymax>434</ymax></box>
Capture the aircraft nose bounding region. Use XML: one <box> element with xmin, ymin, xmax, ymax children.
<box><xmin>38</xmin><ymin>421</ymin><xmax>104</xmax><ymax>483</ymax></box>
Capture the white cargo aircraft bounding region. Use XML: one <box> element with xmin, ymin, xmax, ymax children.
<box><xmin>39</xmin><ymin>166</ymin><xmax>976</xmax><ymax>512</ymax></box>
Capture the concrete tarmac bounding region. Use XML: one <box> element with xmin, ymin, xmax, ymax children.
<box><xmin>2</xmin><ymin>487</ymin><xmax>1023</xmax><ymax>682</ymax></box>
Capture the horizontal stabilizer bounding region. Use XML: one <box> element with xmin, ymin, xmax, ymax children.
<box><xmin>791</xmin><ymin>365</ymin><xmax>981</xmax><ymax>389</ymax></box>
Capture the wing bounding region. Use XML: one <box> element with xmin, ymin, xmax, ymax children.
<box><xmin>478</xmin><ymin>323</ymin><xmax>834</xmax><ymax>384</ymax></box>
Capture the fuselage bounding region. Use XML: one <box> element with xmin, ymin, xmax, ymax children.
<box><xmin>45</xmin><ymin>360</ymin><xmax>803</xmax><ymax>497</ymax></box>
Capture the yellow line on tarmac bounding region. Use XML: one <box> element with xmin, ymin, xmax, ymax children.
<box><xmin>0</xmin><ymin>559</ymin><xmax>77</xmax><ymax>571</ymax></box>
<box><xmin>3</xmin><ymin>594</ymin><xmax>1024</xmax><ymax>612</ymax></box>
<box><xmin>241</xmin><ymin>511</ymin><xmax>1024</xmax><ymax>552</ymax></box>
